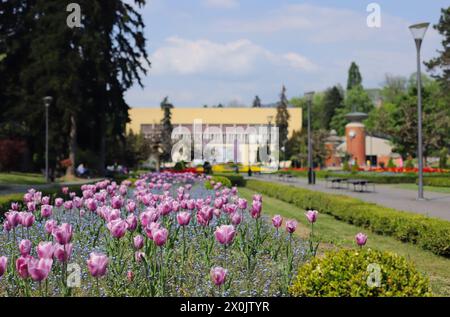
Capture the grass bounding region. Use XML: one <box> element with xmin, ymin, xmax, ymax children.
<box><xmin>0</xmin><ymin>172</ymin><xmax>46</xmax><ymax>185</ymax></box>
<box><xmin>392</xmin><ymin>184</ymin><xmax>450</xmax><ymax>194</ymax></box>
<box><xmin>239</xmin><ymin>187</ymin><xmax>450</xmax><ymax>297</ymax></box>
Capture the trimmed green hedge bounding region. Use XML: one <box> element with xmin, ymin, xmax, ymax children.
<box><xmin>290</xmin><ymin>248</ymin><xmax>431</xmax><ymax>297</ymax></box>
<box><xmin>214</xmin><ymin>173</ymin><xmax>246</xmax><ymax>187</ymax></box>
<box><xmin>419</xmin><ymin>177</ymin><xmax>450</xmax><ymax>188</ymax></box>
<box><xmin>246</xmin><ymin>179</ymin><xmax>450</xmax><ymax>257</ymax></box>
<box><xmin>204</xmin><ymin>176</ymin><xmax>232</xmax><ymax>190</ymax></box>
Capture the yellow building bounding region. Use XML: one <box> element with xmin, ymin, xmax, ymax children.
<box><xmin>127</xmin><ymin>107</ymin><xmax>302</xmax><ymax>137</ymax></box>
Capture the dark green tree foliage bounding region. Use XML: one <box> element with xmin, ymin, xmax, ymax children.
<box><xmin>322</xmin><ymin>86</ymin><xmax>343</xmax><ymax>130</ymax></box>
<box><xmin>252</xmin><ymin>95</ymin><xmax>262</xmax><ymax>108</ymax></box>
<box><xmin>160</xmin><ymin>97</ymin><xmax>174</xmax><ymax>162</ymax></box>
<box><xmin>276</xmin><ymin>86</ymin><xmax>290</xmax><ymax>156</ymax></box>
<box><xmin>0</xmin><ymin>0</ymin><xmax>149</xmax><ymax>174</ymax></box>
<box><xmin>426</xmin><ymin>7</ymin><xmax>450</xmax><ymax>92</ymax></box>
<box><xmin>347</xmin><ymin>62</ymin><xmax>362</xmax><ymax>90</ymax></box>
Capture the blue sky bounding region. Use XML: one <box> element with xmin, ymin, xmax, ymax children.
<box><xmin>125</xmin><ymin>0</ymin><xmax>448</xmax><ymax>108</ymax></box>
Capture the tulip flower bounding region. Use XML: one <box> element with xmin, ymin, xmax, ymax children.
<box><xmin>11</xmin><ymin>202</ymin><xmax>19</xmax><ymax>211</ymax></box>
<box><xmin>37</xmin><ymin>241</ymin><xmax>55</xmax><ymax>259</ymax></box>
<box><xmin>210</xmin><ymin>266</ymin><xmax>227</xmax><ymax>287</ymax></box>
<box><xmin>62</xmin><ymin>187</ymin><xmax>69</xmax><ymax>195</ymax></box>
<box><xmin>153</xmin><ymin>228</ymin><xmax>169</xmax><ymax>247</ymax></box>
<box><xmin>55</xmin><ymin>198</ymin><xmax>64</xmax><ymax>208</ymax></box>
<box><xmin>214</xmin><ymin>225</ymin><xmax>236</xmax><ymax>246</ymax></box>
<box><xmin>3</xmin><ymin>221</ymin><xmax>12</xmax><ymax>232</ymax></box>
<box><xmin>107</xmin><ymin>218</ymin><xmax>128</xmax><ymax>239</ymax></box>
<box><xmin>16</xmin><ymin>256</ymin><xmax>30</xmax><ymax>279</ymax></box>
<box><xmin>41</xmin><ymin>205</ymin><xmax>53</xmax><ymax>218</ymax></box>
<box><xmin>355</xmin><ymin>232</ymin><xmax>368</xmax><ymax>247</ymax></box>
<box><xmin>231</xmin><ymin>212</ymin><xmax>242</xmax><ymax>226</ymax></box>
<box><xmin>19</xmin><ymin>239</ymin><xmax>32</xmax><ymax>256</ymax></box>
<box><xmin>19</xmin><ymin>212</ymin><xmax>35</xmax><ymax>228</ymax></box>
<box><xmin>250</xmin><ymin>201</ymin><xmax>262</xmax><ymax>219</ymax></box>
<box><xmin>126</xmin><ymin>200</ymin><xmax>137</xmax><ymax>213</ymax></box>
<box><xmin>177</xmin><ymin>212</ymin><xmax>191</xmax><ymax>226</ymax></box>
<box><xmin>133</xmin><ymin>235</ymin><xmax>144</xmax><ymax>250</ymax></box>
<box><xmin>272</xmin><ymin>215</ymin><xmax>283</xmax><ymax>229</ymax></box>
<box><xmin>237</xmin><ymin>198</ymin><xmax>247</xmax><ymax>210</ymax></box>
<box><xmin>45</xmin><ymin>219</ymin><xmax>58</xmax><ymax>235</ymax></box>
<box><xmin>87</xmin><ymin>252</ymin><xmax>109</xmax><ymax>278</ymax></box>
<box><xmin>126</xmin><ymin>214</ymin><xmax>138</xmax><ymax>232</ymax></box>
<box><xmin>28</xmin><ymin>257</ymin><xmax>53</xmax><ymax>282</ymax></box>
<box><xmin>134</xmin><ymin>251</ymin><xmax>145</xmax><ymax>263</ymax></box>
<box><xmin>5</xmin><ymin>211</ymin><xmax>20</xmax><ymax>228</ymax></box>
<box><xmin>127</xmin><ymin>270</ymin><xmax>134</xmax><ymax>282</ymax></box>
<box><xmin>145</xmin><ymin>222</ymin><xmax>161</xmax><ymax>240</ymax></box>
<box><xmin>305</xmin><ymin>210</ymin><xmax>318</xmax><ymax>223</ymax></box>
<box><xmin>0</xmin><ymin>256</ymin><xmax>7</xmax><ymax>277</ymax></box>
<box><xmin>286</xmin><ymin>220</ymin><xmax>298</xmax><ymax>234</ymax></box>
<box><xmin>111</xmin><ymin>196</ymin><xmax>124</xmax><ymax>209</ymax></box>
<box><xmin>52</xmin><ymin>223</ymin><xmax>73</xmax><ymax>245</ymax></box>
<box><xmin>54</xmin><ymin>243</ymin><xmax>73</xmax><ymax>263</ymax></box>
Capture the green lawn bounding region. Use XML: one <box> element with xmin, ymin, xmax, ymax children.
<box><xmin>0</xmin><ymin>172</ymin><xmax>46</xmax><ymax>185</ymax></box>
<box><xmin>392</xmin><ymin>183</ymin><xmax>450</xmax><ymax>194</ymax></box>
<box><xmin>239</xmin><ymin>187</ymin><xmax>450</xmax><ymax>297</ymax></box>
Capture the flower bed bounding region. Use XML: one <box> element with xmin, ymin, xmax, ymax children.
<box><xmin>246</xmin><ymin>179</ymin><xmax>450</xmax><ymax>257</ymax></box>
<box><xmin>0</xmin><ymin>173</ymin><xmax>307</xmax><ymax>297</ymax></box>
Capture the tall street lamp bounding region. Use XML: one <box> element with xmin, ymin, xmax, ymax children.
<box><xmin>43</xmin><ymin>96</ymin><xmax>53</xmax><ymax>183</ymax></box>
<box><xmin>409</xmin><ymin>22</ymin><xmax>429</xmax><ymax>200</ymax></box>
<box><xmin>305</xmin><ymin>91</ymin><xmax>315</xmax><ymax>185</ymax></box>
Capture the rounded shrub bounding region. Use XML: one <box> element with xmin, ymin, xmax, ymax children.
<box><xmin>204</xmin><ymin>176</ymin><xmax>232</xmax><ymax>189</ymax></box>
<box><xmin>289</xmin><ymin>249</ymin><xmax>431</xmax><ymax>297</ymax></box>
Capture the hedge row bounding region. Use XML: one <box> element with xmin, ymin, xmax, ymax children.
<box><xmin>214</xmin><ymin>173</ymin><xmax>246</xmax><ymax>187</ymax></box>
<box><xmin>419</xmin><ymin>177</ymin><xmax>450</xmax><ymax>188</ymax></box>
<box><xmin>245</xmin><ymin>179</ymin><xmax>450</xmax><ymax>258</ymax></box>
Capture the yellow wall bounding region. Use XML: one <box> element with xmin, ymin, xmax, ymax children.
<box><xmin>128</xmin><ymin>107</ymin><xmax>302</xmax><ymax>137</ymax></box>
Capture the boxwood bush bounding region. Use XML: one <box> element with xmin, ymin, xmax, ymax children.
<box><xmin>289</xmin><ymin>249</ymin><xmax>431</xmax><ymax>297</ymax></box>
<box><xmin>245</xmin><ymin>179</ymin><xmax>450</xmax><ymax>257</ymax></box>
<box><xmin>204</xmin><ymin>176</ymin><xmax>232</xmax><ymax>190</ymax></box>
<box><xmin>419</xmin><ymin>177</ymin><xmax>450</xmax><ymax>188</ymax></box>
<box><xmin>214</xmin><ymin>173</ymin><xmax>246</xmax><ymax>187</ymax></box>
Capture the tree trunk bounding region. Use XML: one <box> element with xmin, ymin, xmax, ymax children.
<box><xmin>98</xmin><ymin>113</ymin><xmax>106</xmax><ymax>176</ymax></box>
<box><xmin>66</xmin><ymin>114</ymin><xmax>77</xmax><ymax>178</ymax></box>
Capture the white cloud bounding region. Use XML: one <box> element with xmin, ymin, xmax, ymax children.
<box><xmin>150</xmin><ymin>37</ymin><xmax>317</xmax><ymax>76</ymax></box>
<box><xmin>203</xmin><ymin>0</ymin><xmax>239</xmax><ymax>9</ymax></box>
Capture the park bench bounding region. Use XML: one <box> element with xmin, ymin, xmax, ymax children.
<box><xmin>346</xmin><ymin>179</ymin><xmax>376</xmax><ymax>192</ymax></box>
<box><xmin>325</xmin><ymin>176</ymin><xmax>346</xmax><ymax>189</ymax></box>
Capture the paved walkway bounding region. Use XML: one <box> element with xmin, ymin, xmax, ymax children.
<box><xmin>249</xmin><ymin>175</ymin><xmax>450</xmax><ymax>222</ymax></box>
<box><xmin>0</xmin><ymin>179</ymin><xmax>104</xmax><ymax>196</ymax></box>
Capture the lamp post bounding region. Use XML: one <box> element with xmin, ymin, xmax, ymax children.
<box><xmin>267</xmin><ymin>115</ymin><xmax>273</xmax><ymax>165</ymax></box>
<box><xmin>409</xmin><ymin>22</ymin><xmax>429</xmax><ymax>200</ymax></box>
<box><xmin>305</xmin><ymin>91</ymin><xmax>315</xmax><ymax>185</ymax></box>
<box><xmin>43</xmin><ymin>96</ymin><xmax>53</xmax><ymax>183</ymax></box>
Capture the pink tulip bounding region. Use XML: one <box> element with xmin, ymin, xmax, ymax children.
<box><xmin>73</xmin><ymin>197</ymin><xmax>83</xmax><ymax>209</ymax></box>
<box><xmin>177</xmin><ymin>212</ymin><xmax>191</xmax><ymax>226</ymax></box>
<box><xmin>135</xmin><ymin>251</ymin><xmax>145</xmax><ymax>263</ymax></box>
<box><xmin>305</xmin><ymin>210</ymin><xmax>318</xmax><ymax>223</ymax></box>
<box><xmin>133</xmin><ymin>235</ymin><xmax>144</xmax><ymax>250</ymax></box>
<box><xmin>28</xmin><ymin>257</ymin><xmax>53</xmax><ymax>281</ymax></box>
<box><xmin>45</xmin><ymin>219</ymin><xmax>57</xmax><ymax>235</ymax></box>
<box><xmin>85</xmin><ymin>198</ymin><xmax>97</xmax><ymax>212</ymax></box>
<box><xmin>210</xmin><ymin>266</ymin><xmax>227</xmax><ymax>286</ymax></box>
<box><xmin>145</xmin><ymin>222</ymin><xmax>161</xmax><ymax>240</ymax></box>
<box><xmin>153</xmin><ymin>228</ymin><xmax>169</xmax><ymax>247</ymax></box>
<box><xmin>126</xmin><ymin>200</ymin><xmax>137</xmax><ymax>213</ymax></box>
<box><xmin>5</xmin><ymin>211</ymin><xmax>20</xmax><ymax>227</ymax></box>
<box><xmin>253</xmin><ymin>194</ymin><xmax>262</xmax><ymax>202</ymax></box>
<box><xmin>37</xmin><ymin>241</ymin><xmax>54</xmax><ymax>259</ymax></box>
<box><xmin>27</xmin><ymin>201</ymin><xmax>36</xmax><ymax>212</ymax></box>
<box><xmin>87</xmin><ymin>252</ymin><xmax>108</xmax><ymax>278</ymax></box>
<box><xmin>140</xmin><ymin>209</ymin><xmax>160</xmax><ymax>227</ymax></box>
<box><xmin>3</xmin><ymin>221</ymin><xmax>12</xmax><ymax>232</ymax></box>
<box><xmin>54</xmin><ymin>243</ymin><xmax>73</xmax><ymax>262</ymax></box>
<box><xmin>355</xmin><ymin>233</ymin><xmax>368</xmax><ymax>247</ymax></box>
<box><xmin>11</xmin><ymin>202</ymin><xmax>19</xmax><ymax>211</ymax></box>
<box><xmin>41</xmin><ymin>205</ymin><xmax>53</xmax><ymax>218</ymax></box>
<box><xmin>55</xmin><ymin>198</ymin><xmax>64</xmax><ymax>208</ymax></box>
<box><xmin>214</xmin><ymin>225</ymin><xmax>236</xmax><ymax>246</ymax></box>
<box><xmin>272</xmin><ymin>215</ymin><xmax>283</xmax><ymax>229</ymax></box>
<box><xmin>16</xmin><ymin>256</ymin><xmax>31</xmax><ymax>278</ymax></box>
<box><xmin>63</xmin><ymin>200</ymin><xmax>73</xmax><ymax>210</ymax></box>
<box><xmin>62</xmin><ymin>187</ymin><xmax>69</xmax><ymax>195</ymax></box>
<box><xmin>286</xmin><ymin>220</ymin><xmax>298</xmax><ymax>234</ymax></box>
<box><xmin>107</xmin><ymin>219</ymin><xmax>128</xmax><ymax>239</ymax></box>
<box><xmin>0</xmin><ymin>256</ymin><xmax>7</xmax><ymax>277</ymax></box>
<box><xmin>127</xmin><ymin>270</ymin><xmax>134</xmax><ymax>282</ymax></box>
<box><xmin>237</xmin><ymin>198</ymin><xmax>247</xmax><ymax>210</ymax></box>
<box><xmin>111</xmin><ymin>196</ymin><xmax>124</xmax><ymax>209</ymax></box>
<box><xmin>126</xmin><ymin>214</ymin><xmax>138</xmax><ymax>232</ymax></box>
<box><xmin>52</xmin><ymin>223</ymin><xmax>73</xmax><ymax>244</ymax></box>
<box><xmin>20</xmin><ymin>212</ymin><xmax>35</xmax><ymax>228</ymax></box>
<box><xmin>19</xmin><ymin>239</ymin><xmax>32</xmax><ymax>256</ymax></box>
<box><xmin>250</xmin><ymin>201</ymin><xmax>262</xmax><ymax>219</ymax></box>
<box><xmin>230</xmin><ymin>212</ymin><xmax>242</xmax><ymax>225</ymax></box>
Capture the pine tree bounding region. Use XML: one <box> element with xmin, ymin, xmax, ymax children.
<box><xmin>347</xmin><ymin>62</ymin><xmax>363</xmax><ymax>90</ymax></box>
<box><xmin>426</xmin><ymin>7</ymin><xmax>450</xmax><ymax>92</ymax></box>
<box><xmin>322</xmin><ymin>86</ymin><xmax>343</xmax><ymax>130</ymax></box>
<box><xmin>276</xmin><ymin>86</ymin><xmax>290</xmax><ymax>159</ymax></box>
<box><xmin>252</xmin><ymin>95</ymin><xmax>262</xmax><ymax>108</ymax></box>
<box><xmin>160</xmin><ymin>97</ymin><xmax>174</xmax><ymax>162</ymax></box>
